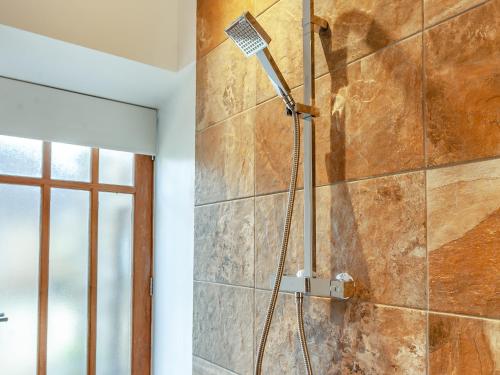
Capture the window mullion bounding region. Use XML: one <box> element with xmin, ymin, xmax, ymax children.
<box><xmin>87</xmin><ymin>149</ymin><xmax>99</xmax><ymax>375</ymax></box>
<box><xmin>37</xmin><ymin>142</ymin><xmax>51</xmax><ymax>375</ymax></box>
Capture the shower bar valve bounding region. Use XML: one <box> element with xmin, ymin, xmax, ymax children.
<box><xmin>272</xmin><ymin>272</ymin><xmax>355</xmax><ymax>300</ymax></box>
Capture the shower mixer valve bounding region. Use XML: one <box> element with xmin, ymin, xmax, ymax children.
<box><xmin>272</xmin><ymin>272</ymin><xmax>355</xmax><ymax>300</ymax></box>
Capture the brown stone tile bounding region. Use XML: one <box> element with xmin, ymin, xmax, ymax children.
<box><xmin>256</xmin><ymin>0</ymin><xmax>304</xmax><ymax>103</ymax></box>
<box><xmin>193</xmin><ymin>356</ymin><xmax>238</xmax><ymax>375</ymax></box>
<box><xmin>428</xmin><ymin>158</ymin><xmax>500</xmax><ymax>318</ymax></box>
<box><xmin>315</xmin><ymin>0</ymin><xmax>422</xmax><ymax>75</ymax></box>
<box><xmin>255</xmin><ymin>0</ymin><xmax>280</xmax><ymax>15</ymax></box>
<box><xmin>193</xmin><ymin>282</ymin><xmax>254</xmax><ymax>374</ymax></box>
<box><xmin>196</xmin><ymin>40</ymin><xmax>256</xmax><ymax>130</ymax></box>
<box><xmin>196</xmin><ymin>110</ymin><xmax>254</xmax><ymax>205</ymax></box>
<box><xmin>316</xmin><ymin>36</ymin><xmax>424</xmax><ymax>184</ymax></box>
<box><xmin>251</xmin><ymin>13</ymin><xmax>424</xmax><ymax>193</ymax></box>
<box><xmin>429</xmin><ymin>314</ymin><xmax>500</xmax><ymax>374</ymax></box>
<box><xmin>254</xmin><ymin>191</ymin><xmax>303</xmax><ymax>289</ymax></box>
<box><xmin>197</xmin><ymin>0</ymin><xmax>254</xmax><ymax>59</ymax></box>
<box><xmin>254</xmin><ymin>93</ymin><xmax>304</xmax><ymax>195</ymax></box>
<box><xmin>424</xmin><ymin>1</ymin><xmax>500</xmax><ymax>166</ymax></box>
<box><xmin>255</xmin><ymin>172</ymin><xmax>426</xmax><ymax>308</ymax></box>
<box><xmin>424</xmin><ymin>0</ymin><xmax>488</xmax><ymax>27</ymax></box>
<box><xmin>194</xmin><ymin>198</ymin><xmax>254</xmax><ymax>286</ymax></box>
<box><xmin>316</xmin><ymin>172</ymin><xmax>427</xmax><ymax>308</ymax></box>
<box><xmin>255</xmin><ymin>291</ymin><xmax>426</xmax><ymax>374</ymax></box>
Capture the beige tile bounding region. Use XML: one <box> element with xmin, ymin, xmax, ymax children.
<box><xmin>196</xmin><ymin>40</ymin><xmax>256</xmax><ymax>130</ymax></box>
<box><xmin>195</xmin><ymin>110</ymin><xmax>255</xmax><ymax>205</ymax></box>
<box><xmin>256</xmin><ymin>0</ymin><xmax>304</xmax><ymax>103</ymax></box>
<box><xmin>255</xmin><ymin>0</ymin><xmax>280</xmax><ymax>15</ymax></box>
<box><xmin>256</xmin><ymin>36</ymin><xmax>424</xmax><ymax>192</ymax></box>
<box><xmin>197</xmin><ymin>0</ymin><xmax>254</xmax><ymax>59</ymax></box>
<box><xmin>254</xmin><ymin>93</ymin><xmax>304</xmax><ymax>195</ymax></box>
<box><xmin>315</xmin><ymin>36</ymin><xmax>424</xmax><ymax>183</ymax></box>
<box><xmin>429</xmin><ymin>314</ymin><xmax>500</xmax><ymax>374</ymax></box>
<box><xmin>254</xmin><ymin>191</ymin><xmax>303</xmax><ymax>289</ymax></box>
<box><xmin>255</xmin><ymin>172</ymin><xmax>426</xmax><ymax>308</ymax></box>
<box><xmin>193</xmin><ymin>282</ymin><xmax>254</xmax><ymax>374</ymax></box>
<box><xmin>315</xmin><ymin>0</ymin><xmax>422</xmax><ymax>75</ymax></box>
<box><xmin>194</xmin><ymin>198</ymin><xmax>254</xmax><ymax>286</ymax></box>
<box><xmin>424</xmin><ymin>0</ymin><xmax>488</xmax><ymax>26</ymax></box>
<box><xmin>428</xmin><ymin>158</ymin><xmax>500</xmax><ymax>318</ymax></box>
<box><xmin>193</xmin><ymin>356</ymin><xmax>238</xmax><ymax>375</ymax></box>
<box><xmin>315</xmin><ymin>172</ymin><xmax>427</xmax><ymax>308</ymax></box>
<box><xmin>425</xmin><ymin>1</ymin><xmax>500</xmax><ymax>166</ymax></box>
<box><xmin>255</xmin><ymin>291</ymin><xmax>427</xmax><ymax>374</ymax></box>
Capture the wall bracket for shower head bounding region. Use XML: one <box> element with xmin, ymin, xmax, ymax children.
<box><xmin>309</xmin><ymin>15</ymin><xmax>329</xmax><ymax>32</ymax></box>
<box><xmin>292</xmin><ymin>103</ymin><xmax>320</xmax><ymax>119</ymax></box>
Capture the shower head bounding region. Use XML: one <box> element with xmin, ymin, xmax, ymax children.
<box><xmin>225</xmin><ymin>11</ymin><xmax>270</xmax><ymax>57</ymax></box>
<box><xmin>225</xmin><ymin>12</ymin><xmax>295</xmax><ymax>110</ymax></box>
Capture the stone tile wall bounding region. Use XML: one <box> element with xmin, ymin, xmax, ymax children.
<box><xmin>193</xmin><ymin>0</ymin><xmax>500</xmax><ymax>373</ymax></box>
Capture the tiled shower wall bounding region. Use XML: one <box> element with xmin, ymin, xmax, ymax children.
<box><xmin>193</xmin><ymin>0</ymin><xmax>500</xmax><ymax>374</ymax></box>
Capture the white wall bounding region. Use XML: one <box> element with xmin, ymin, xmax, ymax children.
<box><xmin>152</xmin><ymin>0</ymin><xmax>196</xmax><ymax>371</ymax></box>
<box><xmin>153</xmin><ymin>61</ymin><xmax>196</xmax><ymax>374</ymax></box>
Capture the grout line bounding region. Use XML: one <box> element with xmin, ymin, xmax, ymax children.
<box><xmin>255</xmin><ymin>0</ymin><xmax>281</xmax><ymax>16</ymax></box>
<box><xmin>424</xmin><ymin>310</ymin><xmax>500</xmax><ymax>323</ymax></box>
<box><xmin>193</xmin><ymin>279</ymin><xmax>256</xmax><ymax>291</ymax></box>
<box><xmin>197</xmin><ymin>31</ymin><xmax>425</xmax><ymax>134</ymax></box>
<box><xmin>316</xmin><ymin>30</ymin><xmax>424</xmax><ymax>81</ymax></box>
<box><xmin>423</xmin><ymin>0</ymin><xmax>491</xmax><ymax>30</ymax></box>
<box><xmin>195</xmin><ymin>278</ymin><xmax>500</xmax><ymax>323</ymax></box>
<box><xmin>197</xmin><ymin>38</ymin><xmax>227</xmax><ymax>62</ymax></box>
<box><xmin>193</xmin><ymin>354</ymin><xmax>240</xmax><ymax>375</ymax></box>
<box><xmin>195</xmin><ymin>194</ymin><xmax>257</xmax><ymax>209</ymax></box>
<box><xmin>196</xmin><ymin>92</ymin><xmax>281</xmax><ymax>135</ymax></box>
<box><xmin>197</xmin><ymin>0</ymin><xmax>283</xmax><ymax>62</ymax></box>
<box><xmin>197</xmin><ymin>0</ymin><xmax>492</xmax><ymax>133</ymax></box>
<box><xmin>252</xmin><ymin>25</ymin><xmax>426</xmax><ymax>110</ymax></box>
<box><xmin>421</xmin><ymin>0</ymin><xmax>430</xmax><ymax>371</ymax></box>
<box><xmin>195</xmin><ymin>155</ymin><xmax>500</xmax><ymax>208</ymax></box>
<box><xmin>373</xmin><ymin>302</ymin><xmax>500</xmax><ymax>323</ymax></box>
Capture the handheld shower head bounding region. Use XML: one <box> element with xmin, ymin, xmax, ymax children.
<box><xmin>225</xmin><ymin>12</ymin><xmax>295</xmax><ymax>110</ymax></box>
<box><xmin>225</xmin><ymin>11</ymin><xmax>271</xmax><ymax>57</ymax></box>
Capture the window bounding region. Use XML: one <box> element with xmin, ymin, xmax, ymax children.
<box><xmin>0</xmin><ymin>136</ymin><xmax>153</xmax><ymax>375</ymax></box>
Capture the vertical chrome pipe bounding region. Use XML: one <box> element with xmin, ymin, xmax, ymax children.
<box><xmin>302</xmin><ymin>0</ymin><xmax>315</xmax><ymax>278</ymax></box>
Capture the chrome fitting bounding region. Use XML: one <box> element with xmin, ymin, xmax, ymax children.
<box><xmin>272</xmin><ymin>273</ymin><xmax>355</xmax><ymax>300</ymax></box>
<box><xmin>311</xmin><ymin>16</ymin><xmax>328</xmax><ymax>32</ymax></box>
<box><xmin>294</xmin><ymin>103</ymin><xmax>320</xmax><ymax>119</ymax></box>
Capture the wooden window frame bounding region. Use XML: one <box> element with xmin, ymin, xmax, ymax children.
<box><xmin>0</xmin><ymin>142</ymin><xmax>154</xmax><ymax>375</ymax></box>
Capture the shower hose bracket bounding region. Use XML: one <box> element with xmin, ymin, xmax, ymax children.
<box><xmin>272</xmin><ymin>274</ymin><xmax>355</xmax><ymax>300</ymax></box>
<box><xmin>287</xmin><ymin>103</ymin><xmax>320</xmax><ymax>119</ymax></box>
<box><xmin>309</xmin><ymin>15</ymin><xmax>329</xmax><ymax>33</ymax></box>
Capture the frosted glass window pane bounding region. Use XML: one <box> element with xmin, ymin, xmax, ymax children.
<box><xmin>47</xmin><ymin>189</ymin><xmax>89</xmax><ymax>375</ymax></box>
<box><xmin>0</xmin><ymin>184</ymin><xmax>40</xmax><ymax>375</ymax></box>
<box><xmin>99</xmin><ymin>149</ymin><xmax>134</xmax><ymax>186</ymax></box>
<box><xmin>96</xmin><ymin>193</ymin><xmax>133</xmax><ymax>375</ymax></box>
<box><xmin>51</xmin><ymin>143</ymin><xmax>91</xmax><ymax>182</ymax></box>
<box><xmin>0</xmin><ymin>135</ymin><xmax>42</xmax><ymax>177</ymax></box>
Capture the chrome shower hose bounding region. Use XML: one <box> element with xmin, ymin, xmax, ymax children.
<box><xmin>295</xmin><ymin>292</ymin><xmax>313</xmax><ymax>375</ymax></box>
<box><xmin>255</xmin><ymin>110</ymin><xmax>313</xmax><ymax>375</ymax></box>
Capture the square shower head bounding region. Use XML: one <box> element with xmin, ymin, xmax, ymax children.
<box><xmin>224</xmin><ymin>12</ymin><xmax>271</xmax><ymax>57</ymax></box>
